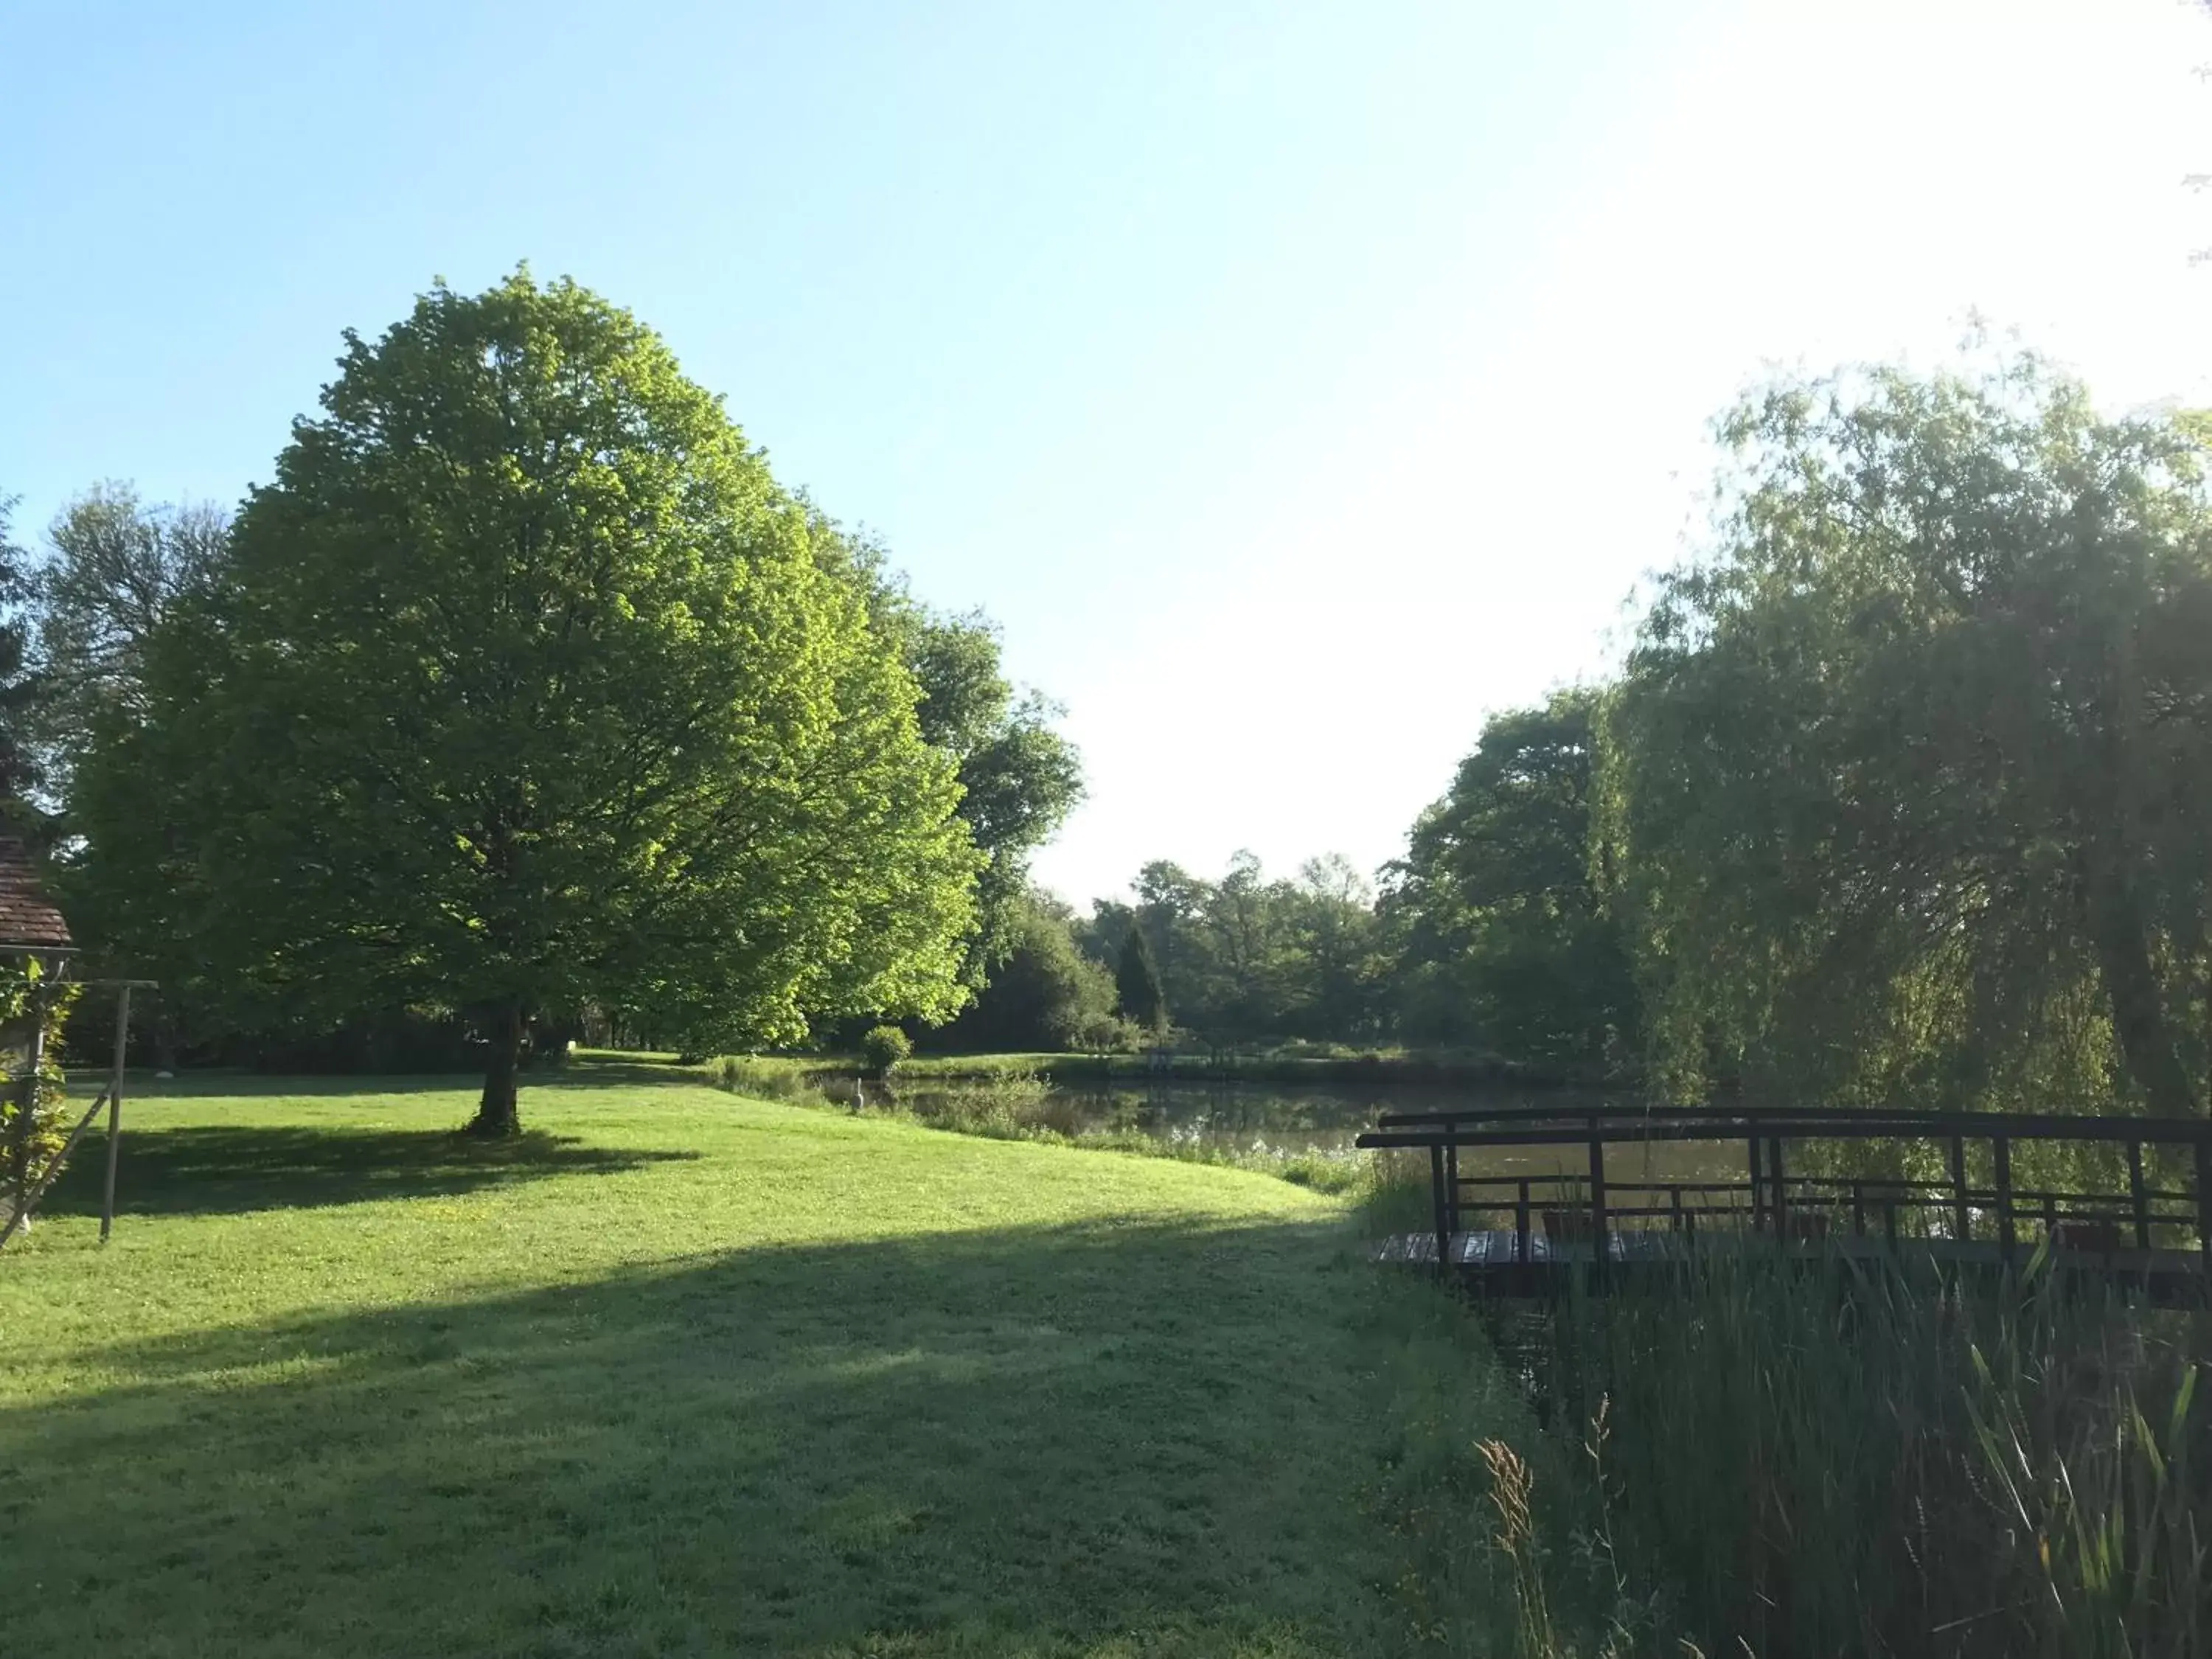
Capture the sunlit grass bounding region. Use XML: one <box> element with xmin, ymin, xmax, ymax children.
<box><xmin>0</xmin><ymin>1062</ymin><xmax>1516</xmax><ymax>1656</ymax></box>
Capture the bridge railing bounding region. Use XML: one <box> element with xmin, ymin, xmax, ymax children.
<box><xmin>1354</xmin><ymin>1104</ymin><xmax>2212</xmax><ymax>1277</ymax></box>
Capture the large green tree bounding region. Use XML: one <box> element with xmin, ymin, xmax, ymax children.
<box><xmin>809</xmin><ymin>538</ymin><xmax>1083</xmax><ymax>981</ymax></box>
<box><xmin>1382</xmin><ymin>691</ymin><xmax>1636</xmax><ymax>1068</ymax></box>
<box><xmin>932</xmin><ymin>890</ymin><xmax>1118</xmax><ymax>1051</ymax></box>
<box><xmin>1610</xmin><ymin>355</ymin><xmax>2212</xmax><ymax>1113</ymax></box>
<box><xmin>72</xmin><ymin>274</ymin><xmax>981</xmax><ymax>1131</ymax></box>
<box><xmin>1113</xmin><ymin>922</ymin><xmax>1166</xmax><ymax>1032</ymax></box>
<box><xmin>32</xmin><ymin>483</ymin><xmax>227</xmax><ymax>799</ymax></box>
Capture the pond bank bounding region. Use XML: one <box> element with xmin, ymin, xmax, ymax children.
<box><xmin>897</xmin><ymin>1048</ymin><xmax>1621</xmax><ymax>1089</ymax></box>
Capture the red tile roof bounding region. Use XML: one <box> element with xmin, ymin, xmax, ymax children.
<box><xmin>0</xmin><ymin>838</ymin><xmax>73</xmax><ymax>950</ymax></box>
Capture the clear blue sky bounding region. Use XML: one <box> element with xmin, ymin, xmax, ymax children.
<box><xmin>4</xmin><ymin>1</ymin><xmax>2208</xmax><ymax>904</ymax></box>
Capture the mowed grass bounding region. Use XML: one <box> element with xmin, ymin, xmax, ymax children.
<box><xmin>0</xmin><ymin>1064</ymin><xmax>1441</xmax><ymax>1657</ymax></box>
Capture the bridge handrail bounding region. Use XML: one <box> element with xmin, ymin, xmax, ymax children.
<box><xmin>1360</xmin><ymin>1105</ymin><xmax>2212</xmax><ymax>1148</ymax></box>
<box><xmin>1360</xmin><ymin>1100</ymin><xmax>2212</xmax><ymax>1278</ymax></box>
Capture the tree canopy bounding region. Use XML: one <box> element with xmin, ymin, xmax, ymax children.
<box><xmin>1383</xmin><ymin>690</ymin><xmax>1635</xmax><ymax>1069</ymax></box>
<box><xmin>0</xmin><ymin>495</ymin><xmax>44</xmax><ymax>821</ymax></box>
<box><xmin>69</xmin><ymin>273</ymin><xmax>983</xmax><ymax>1128</ymax></box>
<box><xmin>1610</xmin><ymin>355</ymin><xmax>2212</xmax><ymax>1113</ymax></box>
<box><xmin>30</xmin><ymin>484</ymin><xmax>227</xmax><ymax>805</ymax></box>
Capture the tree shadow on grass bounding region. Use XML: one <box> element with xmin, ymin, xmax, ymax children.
<box><xmin>2</xmin><ymin>1217</ymin><xmax>1394</xmax><ymax>1658</ymax></box>
<box><xmin>38</xmin><ymin>1125</ymin><xmax>699</xmax><ymax>1219</ymax></box>
<box><xmin>101</xmin><ymin>1053</ymin><xmax>709</xmax><ymax>1101</ymax></box>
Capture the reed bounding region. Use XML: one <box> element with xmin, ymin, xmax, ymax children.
<box><xmin>1481</xmin><ymin>1243</ymin><xmax>2212</xmax><ymax>1656</ymax></box>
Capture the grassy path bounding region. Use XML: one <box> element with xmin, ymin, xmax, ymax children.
<box><xmin>0</xmin><ymin>1070</ymin><xmax>1471</xmax><ymax>1657</ymax></box>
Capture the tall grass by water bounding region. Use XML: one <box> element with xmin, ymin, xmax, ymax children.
<box><xmin>1358</xmin><ymin>1158</ymin><xmax>2212</xmax><ymax>1657</ymax></box>
<box><xmin>707</xmin><ymin>1053</ymin><xmax>1372</xmax><ymax>1194</ymax></box>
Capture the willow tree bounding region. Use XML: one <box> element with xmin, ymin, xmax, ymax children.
<box><xmin>1610</xmin><ymin>354</ymin><xmax>2212</xmax><ymax>1114</ymax></box>
<box><xmin>76</xmin><ymin>274</ymin><xmax>981</xmax><ymax>1132</ymax></box>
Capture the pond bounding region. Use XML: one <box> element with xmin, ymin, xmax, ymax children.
<box><xmin>887</xmin><ymin>1074</ymin><xmax>1736</xmax><ymax>1185</ymax></box>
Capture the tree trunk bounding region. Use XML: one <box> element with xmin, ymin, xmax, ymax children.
<box><xmin>468</xmin><ymin>1001</ymin><xmax>526</xmax><ymax>1136</ymax></box>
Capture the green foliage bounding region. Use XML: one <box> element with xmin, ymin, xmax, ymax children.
<box><xmin>704</xmin><ymin>1053</ymin><xmax>841</xmax><ymax>1107</ymax></box>
<box><xmin>1474</xmin><ymin>1251</ymin><xmax>2212</xmax><ymax>1656</ymax></box>
<box><xmin>67</xmin><ymin>273</ymin><xmax>980</xmax><ymax>1128</ymax></box>
<box><xmin>812</xmin><ymin>527</ymin><xmax>1085</xmax><ymax>978</ymax></box>
<box><xmin>860</xmin><ymin>1023</ymin><xmax>912</xmax><ymax>1078</ymax></box>
<box><xmin>1</xmin><ymin>963</ymin><xmax>83</xmax><ymax>1225</ymax></box>
<box><xmin>1114</xmin><ymin>920</ymin><xmax>1166</xmax><ymax>1030</ymax></box>
<box><xmin>1085</xmin><ymin>851</ymin><xmax>1386</xmax><ymax>1046</ymax></box>
<box><xmin>30</xmin><ymin>483</ymin><xmax>226</xmax><ymax>799</ymax></box>
<box><xmin>1383</xmin><ymin>691</ymin><xmax>1636</xmax><ymax>1073</ymax></box>
<box><xmin>0</xmin><ymin>493</ymin><xmax>46</xmax><ymax>817</ymax></box>
<box><xmin>932</xmin><ymin>891</ymin><xmax>1125</xmax><ymax>1051</ymax></box>
<box><xmin>1611</xmin><ymin>352</ymin><xmax>2212</xmax><ymax>1112</ymax></box>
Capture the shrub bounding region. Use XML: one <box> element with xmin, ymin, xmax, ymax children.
<box><xmin>860</xmin><ymin>1025</ymin><xmax>912</xmax><ymax>1079</ymax></box>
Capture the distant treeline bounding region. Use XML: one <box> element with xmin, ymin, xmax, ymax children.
<box><xmin>957</xmin><ymin>354</ymin><xmax>2212</xmax><ymax>1113</ymax></box>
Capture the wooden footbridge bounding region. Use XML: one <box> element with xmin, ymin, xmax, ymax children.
<box><xmin>1357</xmin><ymin>1104</ymin><xmax>2212</xmax><ymax>1301</ymax></box>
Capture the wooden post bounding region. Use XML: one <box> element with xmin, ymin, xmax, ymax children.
<box><xmin>1950</xmin><ymin>1136</ymin><xmax>1970</xmax><ymax>1242</ymax></box>
<box><xmin>100</xmin><ymin>984</ymin><xmax>130</xmax><ymax>1243</ymax></box>
<box><xmin>1747</xmin><ymin>1130</ymin><xmax>1764</xmax><ymax>1231</ymax></box>
<box><xmin>2129</xmin><ymin>1140</ymin><xmax>2151</xmax><ymax>1251</ymax></box>
<box><xmin>1885</xmin><ymin>1197</ymin><xmax>1898</xmax><ymax>1248</ymax></box>
<box><xmin>1444</xmin><ymin>1136</ymin><xmax>1460</xmax><ymax>1242</ymax></box>
<box><xmin>1851</xmin><ymin>1181</ymin><xmax>1865</xmax><ymax>1237</ymax></box>
<box><xmin>1768</xmin><ymin>1136</ymin><xmax>1788</xmax><ymax>1238</ymax></box>
<box><xmin>1670</xmin><ymin>1185</ymin><xmax>1685</xmax><ymax>1232</ymax></box>
<box><xmin>1993</xmin><ymin>1135</ymin><xmax>2015</xmax><ymax>1267</ymax></box>
<box><xmin>1514</xmin><ymin>1178</ymin><xmax>1531</xmax><ymax>1265</ymax></box>
<box><xmin>1587</xmin><ymin>1122</ymin><xmax>1609</xmax><ymax>1286</ymax></box>
<box><xmin>2195</xmin><ymin>1138</ymin><xmax>2212</xmax><ymax>1270</ymax></box>
<box><xmin>1429</xmin><ymin>1142</ymin><xmax>1450</xmax><ymax>1274</ymax></box>
<box><xmin>0</xmin><ymin>1089</ymin><xmax>108</xmax><ymax>1255</ymax></box>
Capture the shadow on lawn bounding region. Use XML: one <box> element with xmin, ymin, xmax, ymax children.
<box><xmin>4</xmin><ymin>1216</ymin><xmax>1388</xmax><ymax>1658</ymax></box>
<box><xmin>39</xmin><ymin>1125</ymin><xmax>698</xmax><ymax>1218</ymax></box>
<box><xmin>106</xmin><ymin>1054</ymin><xmax>706</xmax><ymax>1100</ymax></box>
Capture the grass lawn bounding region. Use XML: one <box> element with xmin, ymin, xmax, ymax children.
<box><xmin>0</xmin><ymin>1061</ymin><xmax>1503</xmax><ymax>1657</ymax></box>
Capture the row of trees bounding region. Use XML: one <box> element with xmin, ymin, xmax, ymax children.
<box><xmin>966</xmin><ymin>353</ymin><xmax>2212</xmax><ymax>1117</ymax></box>
<box><xmin>4</xmin><ymin>273</ymin><xmax>1080</xmax><ymax>1130</ymax></box>
<box><xmin>17</xmin><ymin>297</ymin><xmax>2208</xmax><ymax>1117</ymax></box>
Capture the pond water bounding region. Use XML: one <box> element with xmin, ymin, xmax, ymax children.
<box><xmin>888</xmin><ymin>1074</ymin><xmax>1737</xmax><ymax>1185</ymax></box>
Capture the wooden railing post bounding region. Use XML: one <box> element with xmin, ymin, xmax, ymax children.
<box><xmin>100</xmin><ymin>984</ymin><xmax>131</xmax><ymax>1244</ymax></box>
<box><xmin>2196</xmin><ymin>1137</ymin><xmax>2212</xmax><ymax>1270</ymax></box>
<box><xmin>1588</xmin><ymin>1119</ymin><xmax>1609</xmax><ymax>1286</ymax></box>
<box><xmin>1747</xmin><ymin>1130</ymin><xmax>1764</xmax><ymax>1231</ymax></box>
<box><xmin>1950</xmin><ymin>1136</ymin><xmax>1970</xmax><ymax>1242</ymax></box>
<box><xmin>1993</xmin><ymin>1135</ymin><xmax>2015</xmax><ymax>1267</ymax></box>
<box><xmin>1851</xmin><ymin>1181</ymin><xmax>1865</xmax><ymax>1237</ymax></box>
<box><xmin>1514</xmin><ymin>1178</ymin><xmax>1531</xmax><ymax>1265</ymax></box>
<box><xmin>1769</xmin><ymin>1136</ymin><xmax>1789</xmax><ymax>1238</ymax></box>
<box><xmin>1429</xmin><ymin>1142</ymin><xmax>1450</xmax><ymax>1273</ymax></box>
<box><xmin>1444</xmin><ymin>1135</ymin><xmax>1460</xmax><ymax>1240</ymax></box>
<box><xmin>2129</xmin><ymin>1140</ymin><xmax>2151</xmax><ymax>1251</ymax></box>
